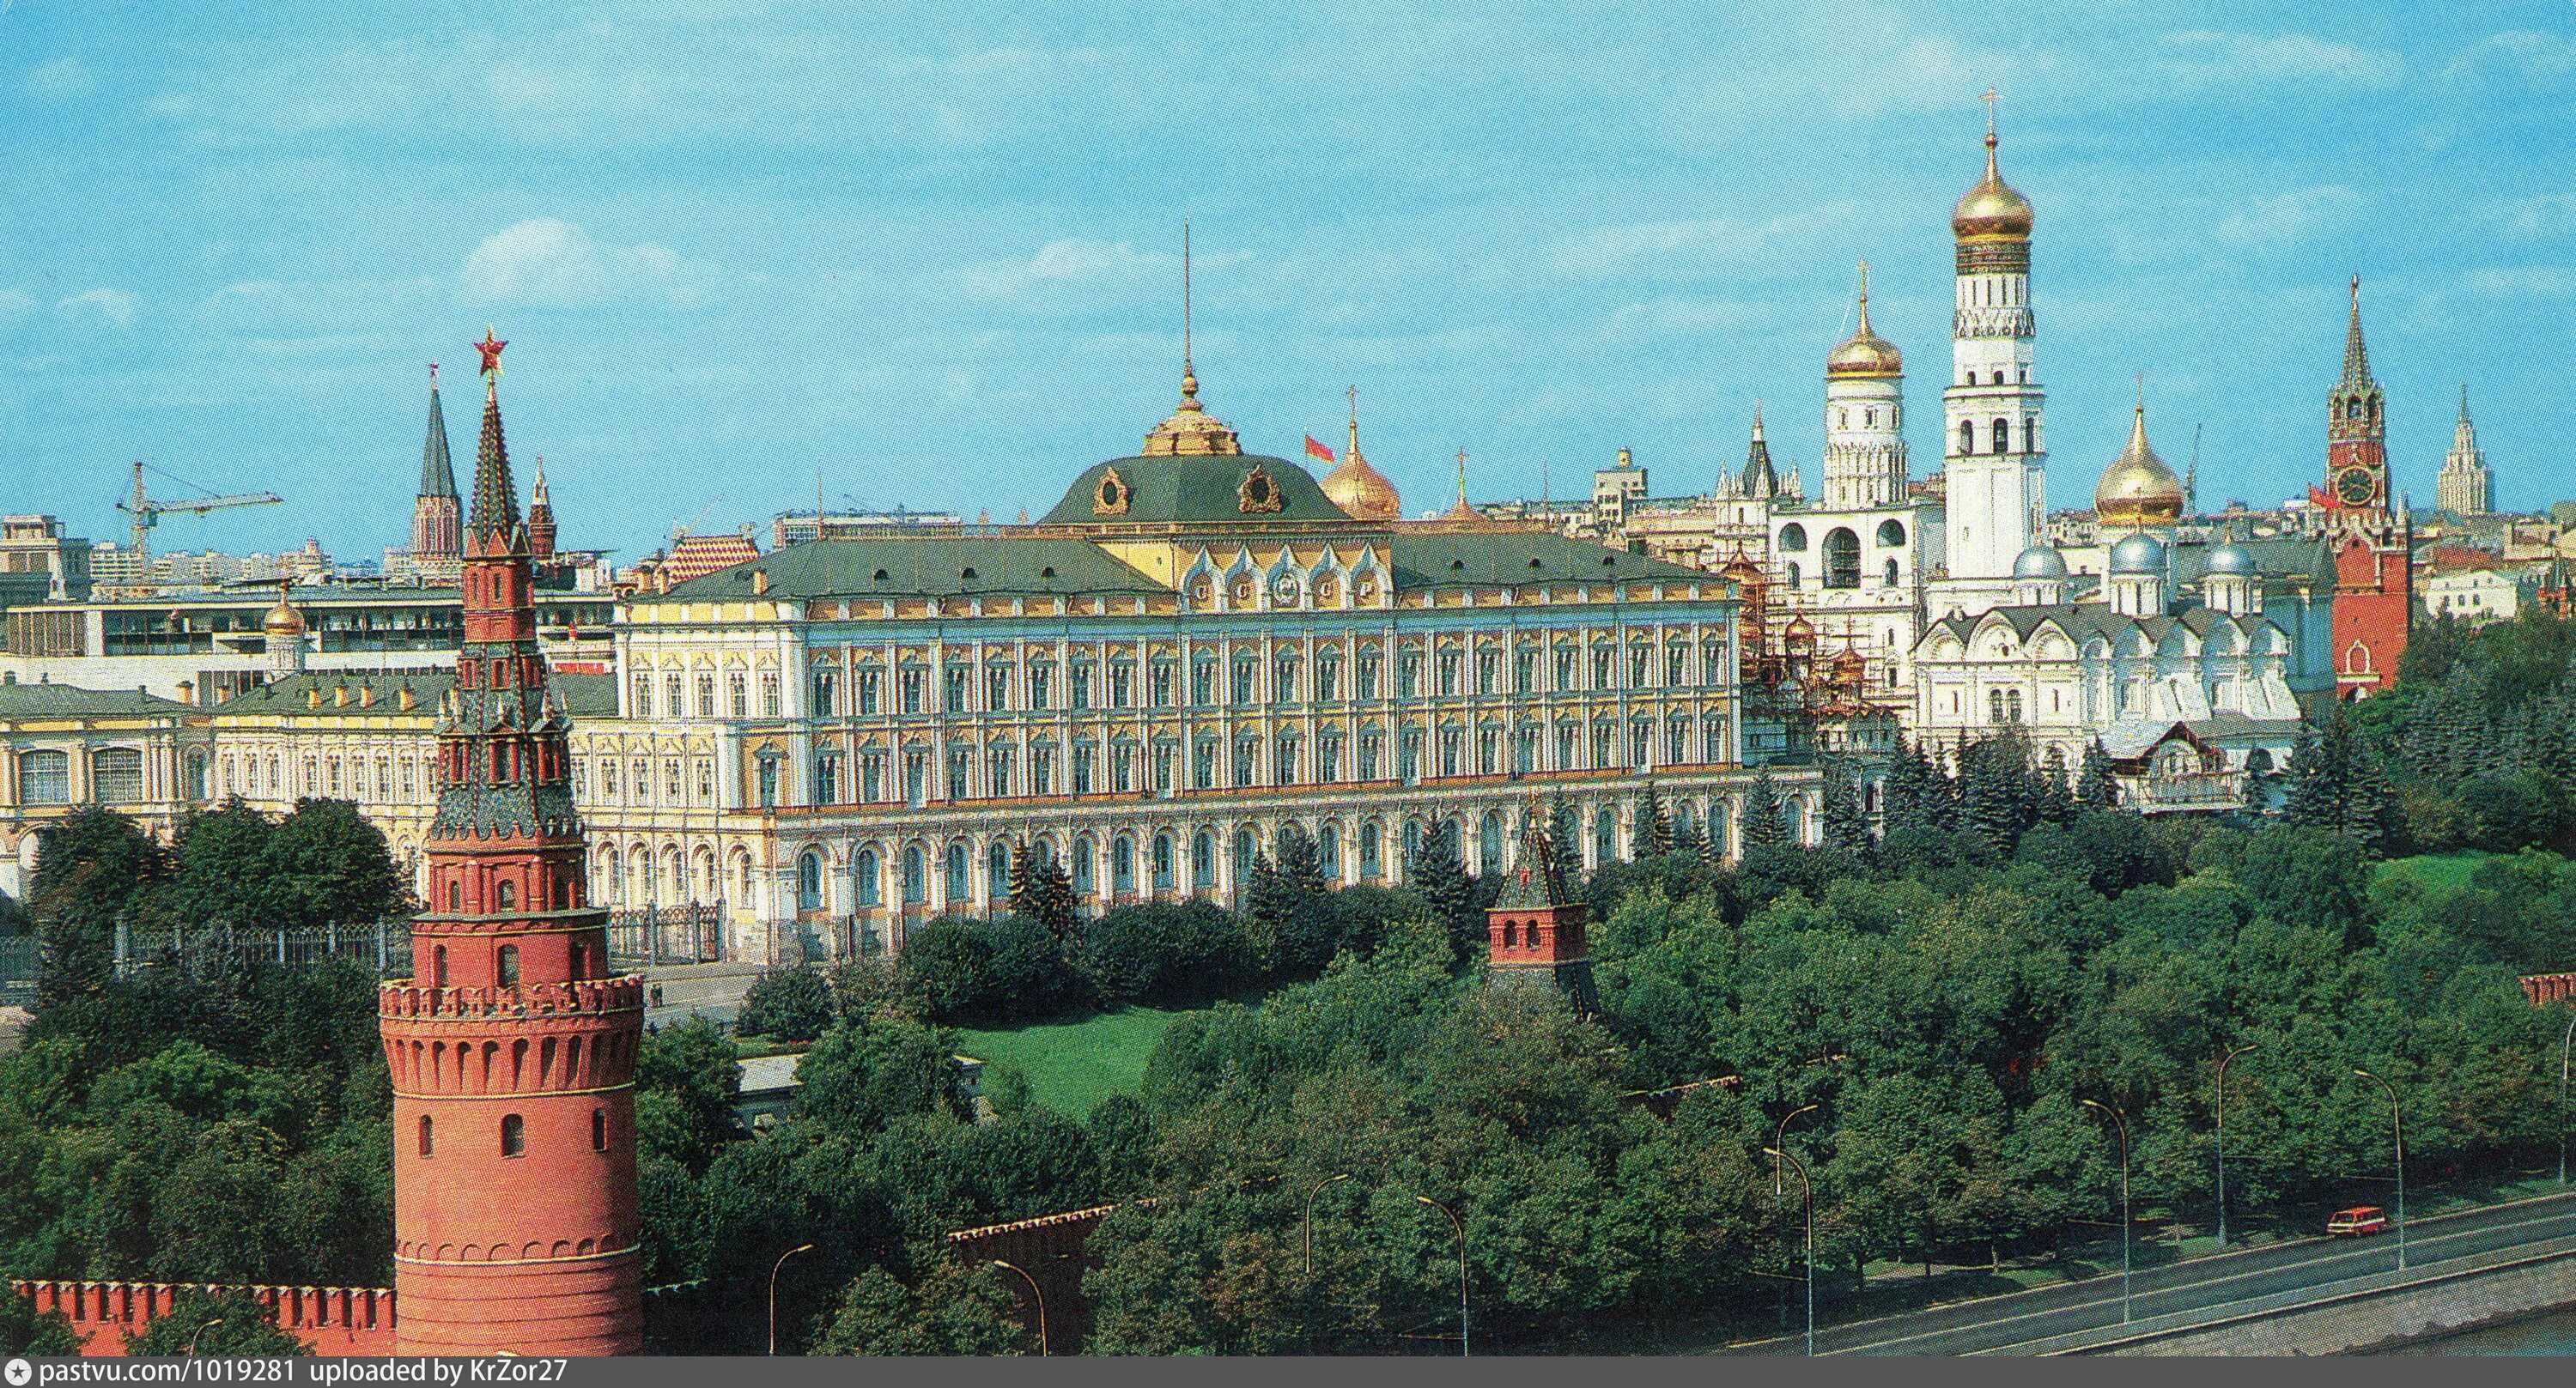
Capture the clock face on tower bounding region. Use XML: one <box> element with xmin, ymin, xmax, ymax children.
<box><xmin>2334</xmin><ymin>466</ymin><xmax>2376</xmax><ymax>507</ymax></box>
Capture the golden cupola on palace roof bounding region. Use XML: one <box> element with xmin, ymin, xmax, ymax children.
<box><xmin>1826</xmin><ymin>263</ymin><xmax>1904</xmax><ymax>378</ymax></box>
<box><xmin>2094</xmin><ymin>401</ymin><xmax>2184</xmax><ymax>528</ymax></box>
<box><xmin>1953</xmin><ymin>113</ymin><xmax>2035</xmax><ymax>244</ymax></box>
<box><xmin>1319</xmin><ymin>390</ymin><xmax>1401</xmax><ymax>519</ymax></box>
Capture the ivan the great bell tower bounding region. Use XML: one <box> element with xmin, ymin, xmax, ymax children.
<box><xmin>378</xmin><ymin>331</ymin><xmax>645</xmax><ymax>1355</ymax></box>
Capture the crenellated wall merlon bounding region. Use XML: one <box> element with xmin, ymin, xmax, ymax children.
<box><xmin>379</xmin><ymin>977</ymin><xmax>642</xmax><ymax>1020</ymax></box>
<box><xmin>9</xmin><ymin>1279</ymin><xmax>397</xmax><ymax>1357</ymax></box>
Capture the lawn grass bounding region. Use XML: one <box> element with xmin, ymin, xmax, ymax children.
<box><xmin>2372</xmin><ymin>852</ymin><xmax>2494</xmax><ymax>895</ymax></box>
<box><xmin>953</xmin><ymin>1005</ymin><xmax>1194</xmax><ymax>1117</ymax></box>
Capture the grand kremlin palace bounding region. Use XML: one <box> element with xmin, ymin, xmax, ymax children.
<box><xmin>593</xmin><ymin>368</ymin><xmax>1795</xmax><ymax>962</ymax></box>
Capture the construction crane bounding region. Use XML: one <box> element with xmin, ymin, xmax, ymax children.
<box><xmin>114</xmin><ymin>460</ymin><xmax>283</xmax><ymax>563</ymax></box>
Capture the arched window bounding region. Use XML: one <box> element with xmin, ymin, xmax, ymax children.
<box><xmin>988</xmin><ymin>841</ymin><xmax>1012</xmax><ymax>900</ymax></box>
<box><xmin>1072</xmin><ymin>838</ymin><xmax>1097</xmax><ymax>897</ymax></box>
<box><xmin>1823</xmin><ymin>528</ymin><xmax>1861</xmax><ymax>590</ymax></box>
<box><xmin>1192</xmin><ymin>831</ymin><xmax>1215</xmax><ymax>888</ymax></box>
<box><xmin>797</xmin><ymin>851</ymin><xmax>823</xmax><ymax>912</ymax></box>
<box><xmin>501</xmin><ymin>1113</ymin><xmax>526</xmax><ymax>1157</ymax></box>
<box><xmin>1884</xmin><ymin>557</ymin><xmax>1901</xmax><ymax>588</ymax></box>
<box><xmin>946</xmin><ymin>843</ymin><xmax>971</xmax><ymax>905</ymax></box>
<box><xmin>433</xmin><ymin>945</ymin><xmax>449</xmax><ymax>986</ymax></box>
<box><xmin>1113</xmin><ymin>836</ymin><xmax>1136</xmax><ymax>895</ymax></box>
<box><xmin>1401</xmin><ymin>819</ymin><xmax>1423</xmax><ymax>863</ymax></box>
<box><xmin>1595</xmin><ymin>806</ymin><xmax>1619</xmax><ymax>864</ymax></box>
<box><xmin>1877</xmin><ymin>518</ymin><xmax>1906</xmax><ymax>547</ymax></box>
<box><xmin>1992</xmin><ymin>416</ymin><xmax>2011</xmax><ymax>454</ymax></box>
<box><xmin>1479</xmin><ymin>811</ymin><xmax>1504</xmax><ymax>876</ymax></box>
<box><xmin>1785</xmin><ymin>561</ymin><xmax>1801</xmax><ymax>587</ymax></box>
<box><xmin>418</xmin><ymin>1115</ymin><xmax>434</xmax><ymax>1156</ymax></box>
<box><xmin>1152</xmin><ymin>833</ymin><xmax>1175</xmax><ymax>891</ymax></box>
<box><xmin>1318</xmin><ymin>825</ymin><xmax>1341</xmax><ymax>880</ymax></box>
<box><xmin>1990</xmin><ymin>688</ymin><xmax>2005</xmax><ymax>723</ymax></box>
<box><xmin>1359</xmin><ymin>821</ymin><xmax>1383</xmax><ymax>879</ymax></box>
<box><xmin>2007</xmin><ymin>689</ymin><xmax>2024</xmax><ymax>723</ymax></box>
<box><xmin>1777</xmin><ymin>523</ymin><xmax>1807</xmax><ymax>553</ymax></box>
<box><xmin>495</xmin><ymin>880</ymin><xmax>515</xmax><ymax>911</ymax></box>
<box><xmin>857</xmin><ymin>848</ymin><xmax>881</xmax><ymax>907</ymax></box>
<box><xmin>1959</xmin><ymin>420</ymin><xmax>1975</xmax><ymax>455</ymax></box>
<box><xmin>498</xmin><ymin>944</ymin><xmax>519</xmax><ymax>986</ymax></box>
<box><xmin>901</xmin><ymin>846</ymin><xmax>926</xmax><ymax>904</ymax></box>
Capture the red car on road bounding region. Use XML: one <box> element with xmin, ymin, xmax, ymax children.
<box><xmin>2327</xmin><ymin>1206</ymin><xmax>2389</xmax><ymax>1236</ymax></box>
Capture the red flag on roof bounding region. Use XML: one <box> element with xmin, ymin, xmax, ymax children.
<box><xmin>1305</xmin><ymin>434</ymin><xmax>1335</xmax><ymax>464</ymax></box>
<box><xmin>2308</xmin><ymin>482</ymin><xmax>2337</xmax><ymax>511</ymax></box>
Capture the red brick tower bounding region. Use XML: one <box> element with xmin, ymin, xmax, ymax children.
<box><xmin>2312</xmin><ymin>278</ymin><xmax>2411</xmax><ymax>698</ymax></box>
<box><xmin>1485</xmin><ymin>808</ymin><xmax>1596</xmax><ymax>1013</ymax></box>
<box><xmin>379</xmin><ymin>330</ymin><xmax>644</xmax><ymax>1355</ymax></box>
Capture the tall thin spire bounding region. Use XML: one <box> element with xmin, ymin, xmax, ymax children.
<box><xmin>419</xmin><ymin>363</ymin><xmax>457</xmax><ymax>500</ymax></box>
<box><xmin>1346</xmin><ymin>382</ymin><xmax>1361</xmax><ymax>462</ymax></box>
<box><xmin>1138</xmin><ymin>220</ymin><xmax>1242</xmax><ymax>457</ymax></box>
<box><xmin>1741</xmin><ymin>403</ymin><xmax>1778</xmax><ymax>499</ymax></box>
<box><xmin>2340</xmin><ymin>275</ymin><xmax>2375</xmax><ymax>390</ymax></box>
<box><xmin>1181</xmin><ymin>219</ymin><xmax>1194</xmax><ymax>397</ymax></box>
<box><xmin>1855</xmin><ymin>260</ymin><xmax>1874</xmax><ymax>336</ymax></box>
<box><xmin>466</xmin><ymin>328</ymin><xmax>522</xmax><ymax>543</ymax></box>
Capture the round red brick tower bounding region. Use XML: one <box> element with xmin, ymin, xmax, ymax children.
<box><xmin>380</xmin><ymin>331</ymin><xmax>643</xmax><ymax>1355</ymax></box>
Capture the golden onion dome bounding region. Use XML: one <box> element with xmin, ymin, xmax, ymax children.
<box><xmin>2094</xmin><ymin>404</ymin><xmax>2185</xmax><ymax>529</ymax></box>
<box><xmin>1826</xmin><ymin>265</ymin><xmax>1903</xmax><ymax>378</ymax></box>
<box><xmin>1953</xmin><ymin>130</ymin><xmax>2034</xmax><ymax>242</ymax></box>
<box><xmin>263</xmin><ymin>585</ymin><xmax>307</xmax><ymax>636</ymax></box>
<box><xmin>1321</xmin><ymin>452</ymin><xmax>1401</xmax><ymax>520</ymax></box>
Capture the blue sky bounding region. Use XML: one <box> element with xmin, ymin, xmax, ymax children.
<box><xmin>3</xmin><ymin>3</ymin><xmax>2572</xmax><ymax>562</ymax></box>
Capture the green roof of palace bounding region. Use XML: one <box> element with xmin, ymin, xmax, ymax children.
<box><xmin>1383</xmin><ymin>532</ymin><xmax>1707</xmax><ymax>585</ymax></box>
<box><xmin>0</xmin><ymin>681</ymin><xmax>189</xmax><ymax>719</ymax></box>
<box><xmin>650</xmin><ymin>537</ymin><xmax>1164</xmax><ymax>603</ymax></box>
<box><xmin>216</xmin><ymin>670</ymin><xmax>617</xmax><ymax>718</ymax></box>
<box><xmin>1039</xmin><ymin>454</ymin><xmax>1353</xmax><ymax>526</ymax></box>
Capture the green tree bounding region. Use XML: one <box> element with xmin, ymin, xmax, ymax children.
<box><xmin>635</xmin><ymin>1015</ymin><xmax>744</xmax><ymax>1173</ymax></box>
<box><xmin>1636</xmin><ymin>785</ymin><xmax>1672</xmax><ymax>857</ymax></box>
<box><xmin>30</xmin><ymin>808</ymin><xmax>168</xmax><ymax>1008</ymax></box>
<box><xmin>1007</xmin><ymin>841</ymin><xmax>1078</xmax><ymax>943</ymax></box>
<box><xmin>796</xmin><ymin>1017</ymin><xmax>963</xmax><ymax>1135</ymax></box>
<box><xmin>813</xmin><ymin>1264</ymin><xmax>1026</xmax><ymax>1355</ymax></box>
<box><xmin>1737</xmin><ymin>768</ymin><xmax>1789</xmax><ymax>852</ymax></box>
<box><xmin>738</xmin><ymin>967</ymin><xmax>838</xmax><ymax>1041</ymax></box>
<box><xmin>1817</xmin><ymin>760</ymin><xmax>1869</xmax><ymax>852</ymax></box>
<box><xmin>2075</xmin><ymin>742</ymin><xmax>2118</xmax><ymax>809</ymax></box>
<box><xmin>0</xmin><ymin>1283</ymin><xmax>79</xmax><ymax>1355</ymax></box>
<box><xmin>119</xmin><ymin>1288</ymin><xmax>309</xmax><ymax>1356</ymax></box>
<box><xmin>264</xmin><ymin>799</ymin><xmax>410</xmax><ymax>927</ymax></box>
<box><xmin>895</xmin><ymin>917</ymin><xmax>997</xmax><ymax>1021</ymax></box>
<box><xmin>1402</xmin><ymin>822</ymin><xmax>1481</xmax><ymax>959</ymax></box>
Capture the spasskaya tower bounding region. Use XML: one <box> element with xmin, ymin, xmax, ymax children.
<box><xmin>379</xmin><ymin>330</ymin><xmax>644</xmax><ymax>1355</ymax></box>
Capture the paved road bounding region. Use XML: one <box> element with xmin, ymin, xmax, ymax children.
<box><xmin>1720</xmin><ymin>1189</ymin><xmax>2576</xmax><ymax>1355</ymax></box>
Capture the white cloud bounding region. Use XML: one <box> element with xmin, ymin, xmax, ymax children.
<box><xmin>0</xmin><ymin>289</ymin><xmax>33</xmax><ymax>320</ymax></box>
<box><xmin>57</xmin><ymin>288</ymin><xmax>137</xmax><ymax>327</ymax></box>
<box><xmin>963</xmin><ymin>239</ymin><xmax>1250</xmax><ymax>304</ymax></box>
<box><xmin>1553</xmin><ymin>204</ymin><xmax>1867</xmax><ymax>279</ymax></box>
<box><xmin>2216</xmin><ymin>186</ymin><xmax>2363</xmax><ymax>247</ymax></box>
<box><xmin>26</xmin><ymin>57</ymin><xmax>95</xmax><ymax>100</ymax></box>
<box><xmin>2467</xmin><ymin>266</ymin><xmax>2576</xmax><ymax>298</ymax></box>
<box><xmin>2163</xmin><ymin>31</ymin><xmax>2404</xmax><ymax>87</ymax></box>
<box><xmin>2447</xmin><ymin>30</ymin><xmax>2576</xmax><ymax>82</ymax></box>
<box><xmin>2502</xmin><ymin>194</ymin><xmax>2576</xmax><ymax>240</ymax></box>
<box><xmin>459</xmin><ymin>218</ymin><xmax>705</xmax><ymax>306</ymax></box>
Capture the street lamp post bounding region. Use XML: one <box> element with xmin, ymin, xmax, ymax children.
<box><xmin>2215</xmin><ymin>1042</ymin><xmax>2257</xmax><ymax>1247</ymax></box>
<box><xmin>768</xmin><ymin>1242</ymin><xmax>816</xmax><ymax>1356</ymax></box>
<box><xmin>1765</xmin><ymin>1146</ymin><xmax>1815</xmax><ymax>1357</ymax></box>
<box><xmin>1414</xmin><ymin>1195</ymin><xmax>1469</xmax><ymax>1358</ymax></box>
<box><xmin>187</xmin><ymin>1318</ymin><xmax>227</xmax><ymax>1357</ymax></box>
<box><xmin>2557</xmin><ymin>1012</ymin><xmax>2575</xmax><ymax>1187</ymax></box>
<box><xmin>1303</xmin><ymin>1173</ymin><xmax>1352</xmax><ymax>1278</ymax></box>
<box><xmin>1774</xmin><ymin>1103</ymin><xmax>1820</xmax><ymax>1197</ymax></box>
<box><xmin>2354</xmin><ymin>1069</ymin><xmax>2405</xmax><ymax>1271</ymax></box>
<box><xmin>990</xmin><ymin>1258</ymin><xmax>1049</xmax><ymax>1357</ymax></box>
<box><xmin>2081</xmin><ymin>1098</ymin><xmax>2132</xmax><ymax>1326</ymax></box>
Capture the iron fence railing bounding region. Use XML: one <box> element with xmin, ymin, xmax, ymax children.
<box><xmin>112</xmin><ymin>919</ymin><xmax>415</xmax><ymax>979</ymax></box>
<box><xmin>606</xmin><ymin>903</ymin><xmax>726</xmax><ymax>967</ymax></box>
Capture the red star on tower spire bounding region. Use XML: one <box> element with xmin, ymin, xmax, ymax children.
<box><xmin>476</xmin><ymin>327</ymin><xmax>507</xmax><ymax>380</ymax></box>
